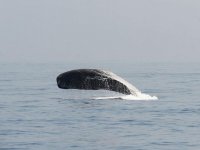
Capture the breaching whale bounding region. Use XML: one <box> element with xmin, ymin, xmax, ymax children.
<box><xmin>56</xmin><ymin>69</ymin><xmax>140</xmax><ymax>96</ymax></box>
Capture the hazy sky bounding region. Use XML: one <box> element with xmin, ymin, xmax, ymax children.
<box><xmin>0</xmin><ymin>0</ymin><xmax>200</xmax><ymax>63</ymax></box>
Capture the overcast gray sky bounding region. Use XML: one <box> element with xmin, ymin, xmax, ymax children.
<box><xmin>0</xmin><ymin>0</ymin><xmax>200</xmax><ymax>63</ymax></box>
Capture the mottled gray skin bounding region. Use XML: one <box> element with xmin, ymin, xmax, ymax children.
<box><xmin>57</xmin><ymin>69</ymin><xmax>133</xmax><ymax>95</ymax></box>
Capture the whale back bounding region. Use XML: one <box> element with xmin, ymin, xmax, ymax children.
<box><xmin>56</xmin><ymin>69</ymin><xmax>140</xmax><ymax>95</ymax></box>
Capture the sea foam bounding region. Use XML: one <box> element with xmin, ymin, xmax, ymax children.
<box><xmin>95</xmin><ymin>92</ymin><xmax>158</xmax><ymax>101</ymax></box>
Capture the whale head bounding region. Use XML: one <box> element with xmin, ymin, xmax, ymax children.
<box><xmin>56</xmin><ymin>69</ymin><xmax>139</xmax><ymax>95</ymax></box>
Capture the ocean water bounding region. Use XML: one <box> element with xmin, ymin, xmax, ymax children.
<box><xmin>0</xmin><ymin>62</ymin><xmax>200</xmax><ymax>150</ymax></box>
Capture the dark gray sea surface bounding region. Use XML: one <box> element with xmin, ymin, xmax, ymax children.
<box><xmin>0</xmin><ymin>63</ymin><xmax>200</xmax><ymax>150</ymax></box>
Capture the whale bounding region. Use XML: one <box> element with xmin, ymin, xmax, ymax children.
<box><xmin>56</xmin><ymin>69</ymin><xmax>140</xmax><ymax>96</ymax></box>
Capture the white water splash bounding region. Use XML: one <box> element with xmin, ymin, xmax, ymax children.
<box><xmin>95</xmin><ymin>92</ymin><xmax>158</xmax><ymax>101</ymax></box>
<box><xmin>102</xmin><ymin>70</ymin><xmax>140</xmax><ymax>95</ymax></box>
<box><xmin>97</xmin><ymin>70</ymin><xmax>158</xmax><ymax>100</ymax></box>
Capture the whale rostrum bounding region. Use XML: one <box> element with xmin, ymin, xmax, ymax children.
<box><xmin>56</xmin><ymin>69</ymin><xmax>140</xmax><ymax>95</ymax></box>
